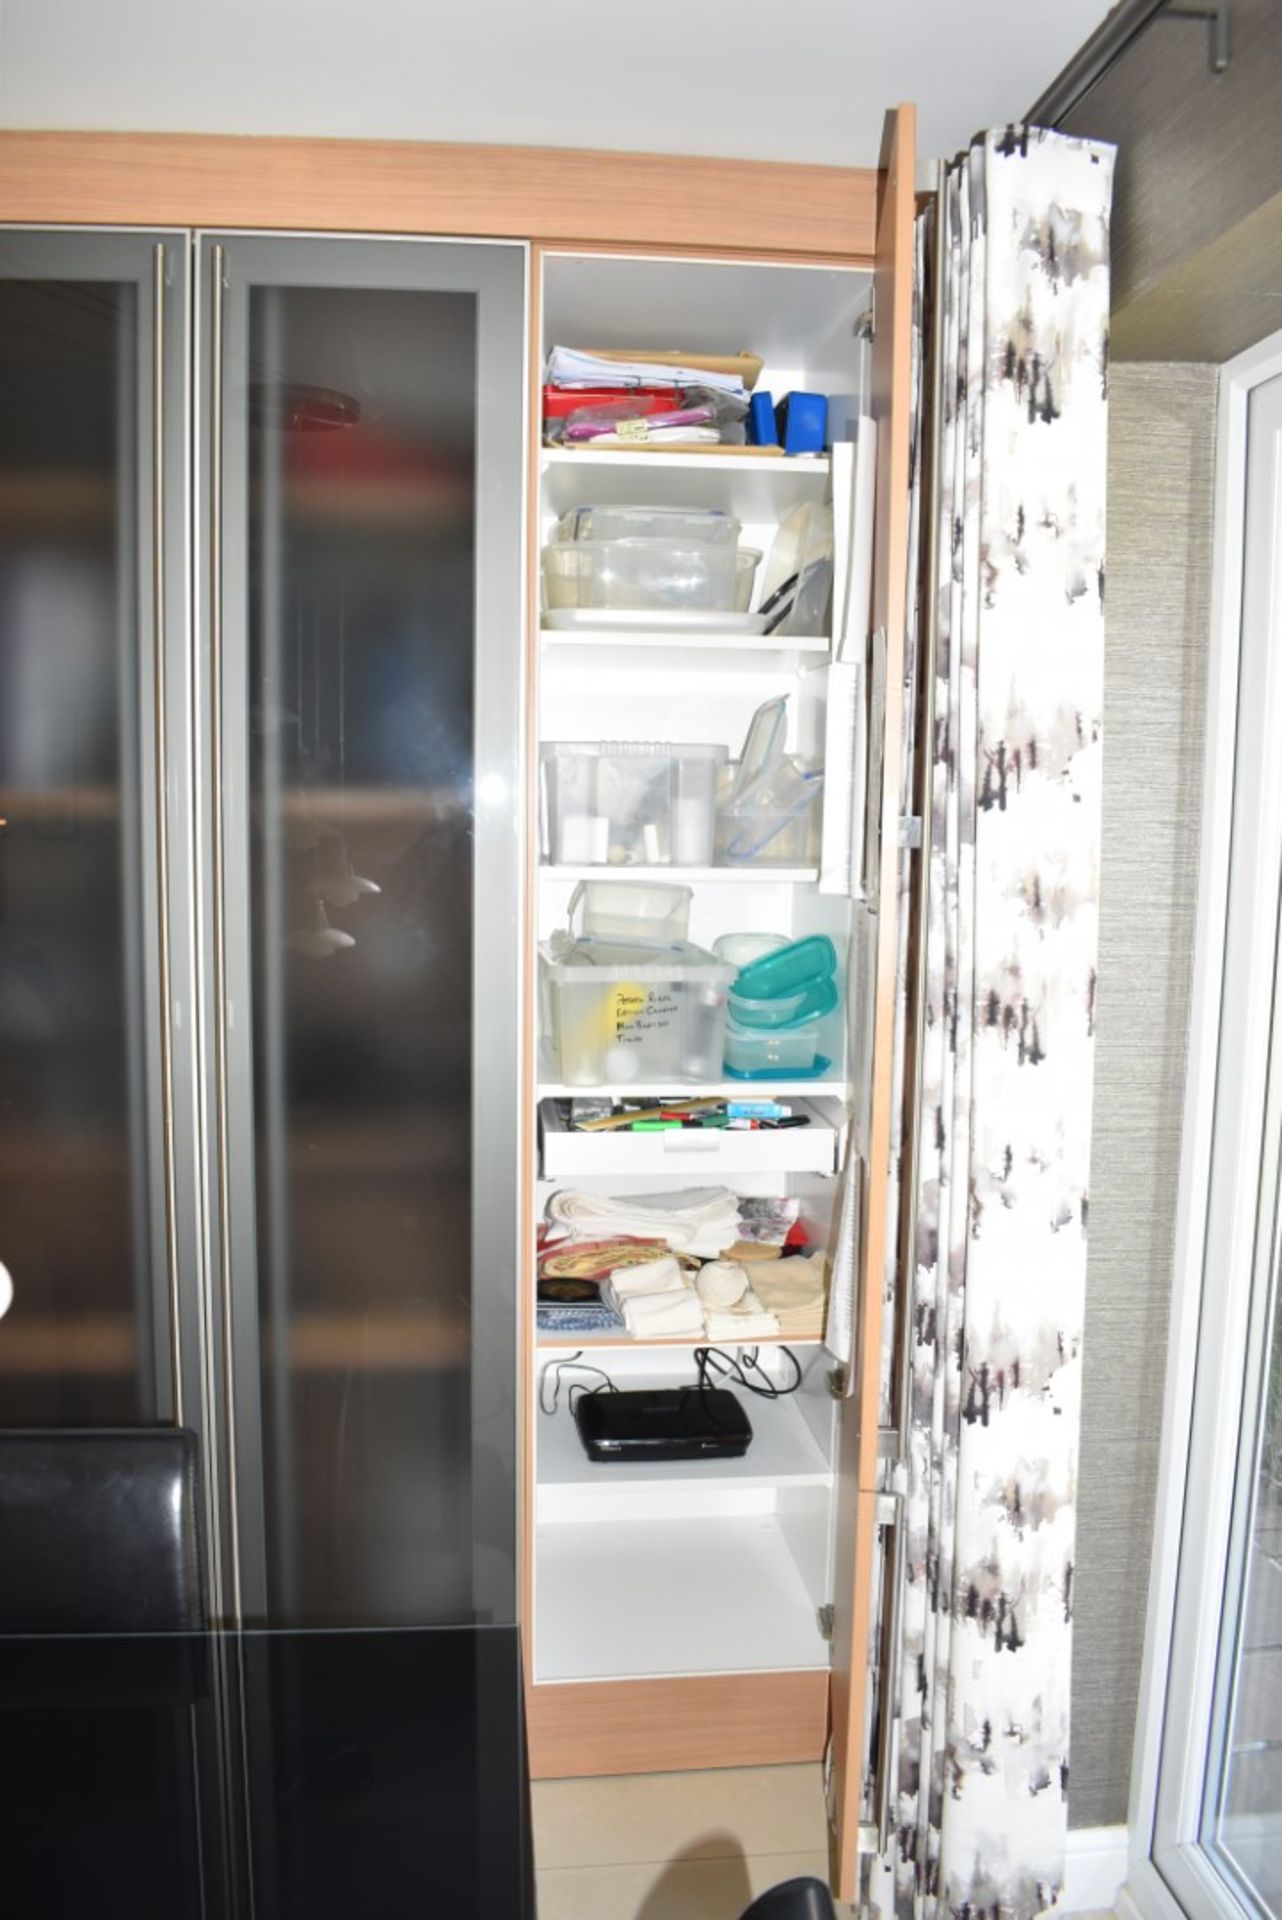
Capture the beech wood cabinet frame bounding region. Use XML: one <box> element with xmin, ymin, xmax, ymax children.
<box><xmin>0</xmin><ymin>115</ymin><xmax>917</xmax><ymax>1902</ymax></box>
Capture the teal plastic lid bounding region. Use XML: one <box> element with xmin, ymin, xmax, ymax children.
<box><xmin>733</xmin><ymin>934</ymin><xmax>838</xmax><ymax>1002</ymax></box>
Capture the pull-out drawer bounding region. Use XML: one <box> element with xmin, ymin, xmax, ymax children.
<box><xmin>538</xmin><ymin>1096</ymin><xmax>844</xmax><ymax>1178</ymax></box>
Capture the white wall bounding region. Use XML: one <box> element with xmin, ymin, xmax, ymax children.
<box><xmin>0</xmin><ymin>0</ymin><xmax>1109</xmax><ymax>167</ymax></box>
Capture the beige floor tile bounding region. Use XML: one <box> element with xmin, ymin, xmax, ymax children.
<box><xmin>536</xmin><ymin>1849</ymin><xmax>846</xmax><ymax>1920</ymax></box>
<box><xmin>532</xmin><ymin>1763</ymin><xmax>829</xmax><ymax>1871</ymax></box>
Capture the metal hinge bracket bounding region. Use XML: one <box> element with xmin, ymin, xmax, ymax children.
<box><xmin>817</xmin><ymin>1603</ymin><xmax>836</xmax><ymax>1642</ymax></box>
<box><xmin>899</xmin><ymin>815</ymin><xmax>922</xmax><ymax>851</ymax></box>
<box><xmin>854</xmin><ymin>287</ymin><xmax>876</xmax><ymax>343</ymax></box>
<box><xmin>826</xmin><ymin>1365</ymin><xmax>848</xmax><ymax>1399</ymax></box>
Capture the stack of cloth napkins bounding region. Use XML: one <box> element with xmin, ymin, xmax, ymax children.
<box><xmin>694</xmin><ymin>1258</ymin><xmax>779</xmax><ymax>1341</ymax></box>
<box><xmin>746</xmin><ymin>1252</ymin><xmax>829</xmax><ymax>1340</ymax></box>
<box><xmin>603</xmin><ymin>1255</ymin><xmax>703</xmax><ymax>1339</ymax></box>
<box><xmin>546</xmin><ymin>1187</ymin><xmax>742</xmax><ymax>1261</ymax></box>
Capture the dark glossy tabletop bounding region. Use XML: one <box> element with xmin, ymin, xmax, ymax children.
<box><xmin>0</xmin><ymin>1624</ymin><xmax>533</xmax><ymax>1919</ymax></box>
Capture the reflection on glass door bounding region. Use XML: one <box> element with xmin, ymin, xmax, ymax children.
<box><xmin>207</xmin><ymin>238</ymin><xmax>524</xmax><ymax>1630</ymax></box>
<box><xmin>0</xmin><ymin>236</ymin><xmax>187</xmax><ymax>1427</ymax></box>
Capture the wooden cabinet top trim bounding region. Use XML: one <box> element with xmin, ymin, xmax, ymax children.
<box><xmin>0</xmin><ymin>131</ymin><xmax>875</xmax><ymax>262</ymax></box>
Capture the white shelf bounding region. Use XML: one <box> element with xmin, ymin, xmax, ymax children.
<box><xmin>536</xmin><ymin>1389</ymin><xmax>832</xmax><ymax>1501</ymax></box>
<box><xmin>542</xmin><ymin>447</ymin><xmax>830</xmax><ymax>478</ymax></box>
<box><xmin>537</xmin><ymin>1066</ymin><xmax>847</xmax><ymax>1100</ymax></box>
<box><xmin>540</xmin><ymin>630</ymin><xmax>830</xmax><ymax>673</ymax></box>
<box><xmin>539</xmin><ymin>864</ymin><xmax>819</xmax><ymax>886</ymax></box>
<box><xmin>535</xmin><ymin>1325</ymin><xmax>823</xmax><ymax>1352</ymax></box>
<box><xmin>534</xmin><ymin>1514</ymin><xmax>828</xmax><ymax>1681</ymax></box>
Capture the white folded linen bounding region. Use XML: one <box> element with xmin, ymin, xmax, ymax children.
<box><xmin>702</xmin><ymin>1284</ymin><xmax>780</xmax><ymax>1343</ymax></box>
<box><xmin>703</xmin><ymin>1309</ymin><xmax>781</xmax><ymax>1342</ymax></box>
<box><xmin>547</xmin><ymin>1187</ymin><xmax>742</xmax><ymax>1259</ymax></box>
<box><xmin>607</xmin><ymin>1255</ymin><xmax>684</xmax><ymax>1298</ymax></box>
<box><xmin>603</xmin><ymin>1259</ymin><xmax>687</xmax><ymax>1318</ymax></box>
<box><xmin>621</xmin><ymin>1288</ymin><xmax>705</xmax><ymax>1338</ymax></box>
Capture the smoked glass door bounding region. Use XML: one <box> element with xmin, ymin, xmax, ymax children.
<box><xmin>0</xmin><ymin>231</ymin><xmax>194</xmax><ymax>1432</ymax></box>
<box><xmin>199</xmin><ymin>236</ymin><xmax>525</xmax><ymax>1629</ymax></box>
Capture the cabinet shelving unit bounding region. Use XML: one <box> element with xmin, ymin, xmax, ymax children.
<box><xmin>528</xmin><ymin>245</ymin><xmax>878</xmax><ymax>1772</ymax></box>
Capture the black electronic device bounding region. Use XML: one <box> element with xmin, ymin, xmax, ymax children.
<box><xmin>573</xmin><ymin>1386</ymin><xmax>752</xmax><ymax>1463</ymax></box>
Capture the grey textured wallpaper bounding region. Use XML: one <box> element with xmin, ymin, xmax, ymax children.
<box><xmin>1069</xmin><ymin>363</ymin><xmax>1217</xmax><ymax>1828</ymax></box>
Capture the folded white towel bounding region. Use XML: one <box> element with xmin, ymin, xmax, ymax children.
<box><xmin>547</xmin><ymin>1187</ymin><xmax>742</xmax><ymax>1259</ymax></box>
<box><xmin>702</xmin><ymin>1284</ymin><xmax>780</xmax><ymax>1343</ymax></box>
<box><xmin>703</xmin><ymin>1309</ymin><xmax>781</xmax><ymax>1342</ymax></box>
<box><xmin>696</xmin><ymin>1260</ymin><xmax>750</xmax><ymax>1309</ymax></box>
<box><xmin>622</xmin><ymin>1288</ymin><xmax>705</xmax><ymax>1338</ymax></box>
<box><xmin>604</xmin><ymin>1260</ymin><xmax>687</xmax><ymax>1318</ymax></box>
<box><xmin>608</xmin><ymin>1255</ymin><xmax>684</xmax><ymax>1298</ymax></box>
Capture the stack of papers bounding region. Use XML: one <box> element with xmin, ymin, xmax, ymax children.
<box><xmin>547</xmin><ymin>345</ymin><xmax>755</xmax><ymax>399</ymax></box>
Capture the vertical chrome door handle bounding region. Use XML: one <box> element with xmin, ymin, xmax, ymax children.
<box><xmin>152</xmin><ymin>241</ymin><xmax>183</xmax><ymax>1423</ymax></box>
<box><xmin>208</xmin><ymin>241</ymin><xmax>243</xmax><ymax>1621</ymax></box>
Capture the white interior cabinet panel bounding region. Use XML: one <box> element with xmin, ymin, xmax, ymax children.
<box><xmin>529</xmin><ymin>247</ymin><xmax>873</xmax><ymax>1708</ymax></box>
<box><xmin>534</xmin><ymin>1513</ymin><xmax>830</xmax><ymax>1682</ymax></box>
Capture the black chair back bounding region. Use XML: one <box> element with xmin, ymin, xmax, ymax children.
<box><xmin>739</xmin><ymin>1876</ymin><xmax>838</xmax><ymax>1919</ymax></box>
<box><xmin>0</xmin><ymin>1428</ymin><xmax>205</xmax><ymax>1634</ymax></box>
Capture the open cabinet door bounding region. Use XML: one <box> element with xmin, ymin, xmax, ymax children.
<box><xmin>828</xmin><ymin>100</ymin><xmax>917</xmax><ymax>1905</ymax></box>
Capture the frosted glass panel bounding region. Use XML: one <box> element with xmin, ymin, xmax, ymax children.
<box><xmin>0</xmin><ymin>266</ymin><xmax>154</xmax><ymax>1424</ymax></box>
<box><xmin>243</xmin><ymin>280</ymin><xmax>484</xmax><ymax>1625</ymax></box>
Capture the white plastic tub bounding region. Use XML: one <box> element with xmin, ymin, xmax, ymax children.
<box><xmin>542</xmin><ymin>539</ymin><xmax>761</xmax><ymax>614</ymax></box>
<box><xmin>540</xmin><ymin>935</ymin><xmax>736</xmax><ymax>1085</ymax></box>
<box><xmin>542</xmin><ymin>741</ymin><xmax>727</xmax><ymax>866</ymax></box>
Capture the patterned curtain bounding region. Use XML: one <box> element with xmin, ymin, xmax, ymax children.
<box><xmin>870</xmin><ymin>126</ymin><xmax>1114</xmax><ymax>1920</ymax></box>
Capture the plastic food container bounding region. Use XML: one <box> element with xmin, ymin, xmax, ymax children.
<box><xmin>569</xmin><ymin>879</ymin><xmax>692</xmax><ymax>945</ymax></box>
<box><xmin>554</xmin><ymin>505</ymin><xmax>742</xmax><ymax>547</ymax></box>
<box><xmin>542</xmin><ymin>539</ymin><xmax>761</xmax><ymax>614</ymax></box>
<box><xmin>542</xmin><ymin>741</ymin><xmax>728</xmax><ymax>866</ymax></box>
<box><xmin>541</xmin><ymin>934</ymin><xmax>736</xmax><ymax>1085</ymax></box>
<box><xmin>711</xmin><ymin>931</ymin><xmax>789</xmax><ymax>969</ymax></box>
<box><xmin>717</xmin><ymin>764</ymin><xmax>824</xmax><ymax>864</ymax></box>
<box><xmin>723</xmin><ymin>1017</ymin><xmax>828</xmax><ymax>1076</ymax></box>
<box><xmin>728</xmin><ymin>975</ymin><xmax>839</xmax><ymax>1030</ymax></box>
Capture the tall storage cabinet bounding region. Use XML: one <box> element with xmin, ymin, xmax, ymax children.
<box><xmin>523</xmin><ymin>114</ymin><xmax>917</xmax><ymax>1905</ymax></box>
<box><xmin>0</xmin><ymin>105</ymin><xmax>916</xmax><ymax>1904</ymax></box>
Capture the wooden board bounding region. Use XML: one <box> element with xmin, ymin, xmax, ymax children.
<box><xmin>527</xmin><ymin>1670</ymin><xmax>828</xmax><ymax>1778</ymax></box>
<box><xmin>828</xmin><ymin>101</ymin><xmax>917</xmax><ymax>1907</ymax></box>
<box><xmin>0</xmin><ymin>132</ymin><xmax>876</xmax><ymax>263</ymax></box>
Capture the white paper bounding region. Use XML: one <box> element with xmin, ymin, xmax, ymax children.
<box><xmin>546</xmin><ymin>345</ymin><xmax>746</xmax><ymax>397</ymax></box>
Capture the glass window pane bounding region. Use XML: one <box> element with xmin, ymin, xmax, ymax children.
<box><xmin>244</xmin><ymin>282</ymin><xmax>483</xmax><ymax>1626</ymax></box>
<box><xmin>1215</xmin><ymin>1218</ymin><xmax>1282</xmax><ymax>1915</ymax></box>
<box><xmin>0</xmin><ymin>270</ymin><xmax>156</xmax><ymax>1424</ymax></box>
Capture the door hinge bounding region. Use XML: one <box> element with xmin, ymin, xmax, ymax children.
<box><xmin>817</xmin><ymin>1603</ymin><xmax>836</xmax><ymax>1642</ymax></box>
<box><xmin>826</xmin><ymin>1365</ymin><xmax>848</xmax><ymax>1399</ymax></box>
<box><xmin>898</xmin><ymin>814</ymin><xmax>922</xmax><ymax>851</ymax></box>
<box><xmin>854</xmin><ymin>288</ymin><xmax>875</xmax><ymax>343</ymax></box>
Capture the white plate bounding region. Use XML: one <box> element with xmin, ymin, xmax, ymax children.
<box><xmin>542</xmin><ymin>608</ymin><xmax>770</xmax><ymax>635</ymax></box>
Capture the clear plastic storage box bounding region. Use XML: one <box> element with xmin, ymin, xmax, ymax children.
<box><xmin>569</xmin><ymin>879</ymin><xmax>693</xmax><ymax>944</ymax></box>
<box><xmin>542</xmin><ymin>539</ymin><xmax>760</xmax><ymax>614</ymax></box>
<box><xmin>542</xmin><ymin>741</ymin><xmax>728</xmax><ymax>866</ymax></box>
<box><xmin>553</xmin><ymin>505</ymin><xmax>742</xmax><ymax>547</ymax></box>
<box><xmin>540</xmin><ymin>933</ymin><xmax>737</xmax><ymax>1086</ymax></box>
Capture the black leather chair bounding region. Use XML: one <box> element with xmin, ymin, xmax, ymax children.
<box><xmin>0</xmin><ymin>1429</ymin><xmax>210</xmax><ymax>1917</ymax></box>
<box><xmin>0</xmin><ymin>1427</ymin><xmax>205</xmax><ymax>1633</ymax></box>
<box><xmin>739</xmin><ymin>1877</ymin><xmax>838</xmax><ymax>1919</ymax></box>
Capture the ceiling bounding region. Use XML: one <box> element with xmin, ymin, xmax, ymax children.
<box><xmin>0</xmin><ymin>0</ymin><xmax>1111</xmax><ymax>168</ymax></box>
